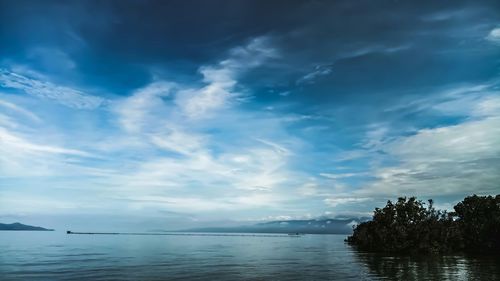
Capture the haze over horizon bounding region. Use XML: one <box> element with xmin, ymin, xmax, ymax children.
<box><xmin>1</xmin><ymin>0</ymin><xmax>499</xmax><ymax>231</ymax></box>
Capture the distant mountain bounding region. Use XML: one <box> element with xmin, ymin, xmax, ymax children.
<box><xmin>179</xmin><ymin>218</ymin><xmax>370</xmax><ymax>234</ymax></box>
<box><xmin>0</xmin><ymin>222</ymin><xmax>54</xmax><ymax>231</ymax></box>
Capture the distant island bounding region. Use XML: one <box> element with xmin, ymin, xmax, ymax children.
<box><xmin>175</xmin><ymin>218</ymin><xmax>369</xmax><ymax>234</ymax></box>
<box><xmin>0</xmin><ymin>222</ymin><xmax>54</xmax><ymax>231</ymax></box>
<box><xmin>346</xmin><ymin>194</ymin><xmax>500</xmax><ymax>254</ymax></box>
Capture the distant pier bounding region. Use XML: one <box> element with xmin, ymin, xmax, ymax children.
<box><xmin>66</xmin><ymin>230</ymin><xmax>302</xmax><ymax>238</ymax></box>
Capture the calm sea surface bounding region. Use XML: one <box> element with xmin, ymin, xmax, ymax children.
<box><xmin>1</xmin><ymin>231</ymin><xmax>499</xmax><ymax>280</ymax></box>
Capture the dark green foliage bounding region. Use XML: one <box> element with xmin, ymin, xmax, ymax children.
<box><xmin>346</xmin><ymin>194</ymin><xmax>500</xmax><ymax>254</ymax></box>
<box><xmin>453</xmin><ymin>195</ymin><xmax>500</xmax><ymax>253</ymax></box>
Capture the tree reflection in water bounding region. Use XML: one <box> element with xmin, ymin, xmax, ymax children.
<box><xmin>353</xmin><ymin>251</ymin><xmax>500</xmax><ymax>280</ymax></box>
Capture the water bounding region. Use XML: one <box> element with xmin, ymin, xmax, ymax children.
<box><xmin>1</xmin><ymin>231</ymin><xmax>499</xmax><ymax>280</ymax></box>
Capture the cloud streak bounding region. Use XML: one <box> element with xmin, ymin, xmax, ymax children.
<box><xmin>0</xmin><ymin>99</ymin><xmax>41</xmax><ymax>123</ymax></box>
<box><xmin>486</xmin><ymin>27</ymin><xmax>500</xmax><ymax>43</ymax></box>
<box><xmin>0</xmin><ymin>69</ymin><xmax>105</xmax><ymax>109</ymax></box>
<box><xmin>351</xmin><ymin>83</ymin><xmax>500</xmax><ymax>199</ymax></box>
<box><xmin>176</xmin><ymin>37</ymin><xmax>277</xmax><ymax>119</ymax></box>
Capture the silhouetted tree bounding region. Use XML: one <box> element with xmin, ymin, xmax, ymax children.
<box><xmin>453</xmin><ymin>194</ymin><xmax>500</xmax><ymax>253</ymax></box>
<box><xmin>346</xmin><ymin>194</ymin><xmax>500</xmax><ymax>254</ymax></box>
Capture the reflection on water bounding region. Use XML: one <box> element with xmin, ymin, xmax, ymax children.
<box><xmin>0</xmin><ymin>231</ymin><xmax>499</xmax><ymax>280</ymax></box>
<box><xmin>354</xmin><ymin>251</ymin><xmax>500</xmax><ymax>281</ymax></box>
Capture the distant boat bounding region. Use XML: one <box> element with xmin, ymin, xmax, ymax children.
<box><xmin>288</xmin><ymin>232</ymin><xmax>302</xmax><ymax>236</ymax></box>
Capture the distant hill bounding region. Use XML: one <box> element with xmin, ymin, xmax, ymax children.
<box><xmin>0</xmin><ymin>222</ymin><xmax>54</xmax><ymax>231</ymax></box>
<box><xmin>179</xmin><ymin>218</ymin><xmax>369</xmax><ymax>234</ymax></box>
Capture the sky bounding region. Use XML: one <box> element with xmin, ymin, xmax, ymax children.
<box><xmin>0</xmin><ymin>0</ymin><xmax>500</xmax><ymax>231</ymax></box>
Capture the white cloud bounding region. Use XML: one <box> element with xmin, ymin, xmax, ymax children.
<box><xmin>107</xmin><ymin>37</ymin><xmax>296</xmax><ymax>196</ymax></box>
<box><xmin>255</xmin><ymin>138</ymin><xmax>291</xmax><ymax>156</ymax></box>
<box><xmin>297</xmin><ymin>182</ymin><xmax>319</xmax><ymax>196</ymax></box>
<box><xmin>0</xmin><ymin>113</ymin><xmax>19</xmax><ymax>129</ymax></box>
<box><xmin>295</xmin><ymin>44</ymin><xmax>410</xmax><ymax>85</ymax></box>
<box><xmin>0</xmin><ymin>68</ymin><xmax>105</xmax><ymax>109</ymax></box>
<box><xmin>383</xmin><ymin>83</ymin><xmax>496</xmax><ymax>119</ymax></box>
<box><xmin>0</xmin><ymin>95</ymin><xmax>105</xmax><ymax>179</ymax></box>
<box><xmin>320</xmin><ymin>173</ymin><xmax>361</xmax><ymax>179</ymax></box>
<box><xmin>333</xmin><ymin>82</ymin><xmax>500</xmax><ymax>200</ymax></box>
<box><xmin>297</xmin><ymin>65</ymin><xmax>332</xmax><ymax>85</ymax></box>
<box><xmin>473</xmin><ymin>95</ymin><xmax>500</xmax><ymax>117</ymax></box>
<box><xmin>112</xmin><ymin>81</ymin><xmax>213</xmax><ymax>158</ymax></box>
<box><xmin>116</xmin><ymin>192</ymin><xmax>282</xmax><ymax>213</ymax></box>
<box><xmin>387</xmin><ymin>118</ymin><xmax>500</xmax><ymax>163</ymax></box>
<box><xmin>0</xmin><ymin>99</ymin><xmax>41</xmax><ymax>123</ymax></box>
<box><xmin>0</xmin><ymin>127</ymin><xmax>90</xmax><ymax>157</ymax></box>
<box><xmin>486</xmin><ymin>27</ymin><xmax>500</xmax><ymax>43</ymax></box>
<box><xmin>149</xmin><ymin>128</ymin><xmax>206</xmax><ymax>157</ymax></box>
<box><xmin>356</xmin><ymin>116</ymin><xmax>500</xmax><ymax>197</ymax></box>
<box><xmin>113</xmin><ymin>81</ymin><xmax>174</xmax><ymax>133</ymax></box>
<box><xmin>338</xmin><ymin>44</ymin><xmax>411</xmax><ymax>60</ymax></box>
<box><xmin>0</xmin><ymin>127</ymin><xmax>95</xmax><ymax>177</ymax></box>
<box><xmin>175</xmin><ymin>37</ymin><xmax>277</xmax><ymax>119</ymax></box>
<box><xmin>324</xmin><ymin>197</ymin><xmax>371</xmax><ymax>207</ymax></box>
<box><xmin>175</xmin><ymin>75</ymin><xmax>233</xmax><ymax>119</ymax></box>
<box><xmin>429</xmin><ymin>88</ymin><xmax>500</xmax><ymax>118</ymax></box>
<box><xmin>111</xmin><ymin>142</ymin><xmax>291</xmax><ymax>193</ymax></box>
<box><xmin>362</xmin><ymin>125</ymin><xmax>390</xmax><ymax>150</ymax></box>
<box><xmin>0</xmin><ymin>37</ymin><xmax>310</xmax><ymax>219</ymax></box>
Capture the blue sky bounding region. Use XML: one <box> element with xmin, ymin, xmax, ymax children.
<box><xmin>1</xmin><ymin>0</ymin><xmax>500</xmax><ymax>231</ymax></box>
